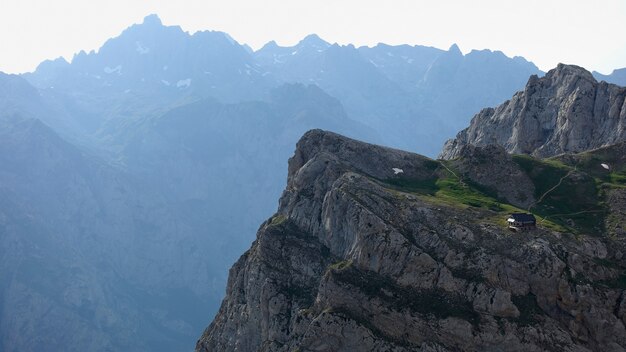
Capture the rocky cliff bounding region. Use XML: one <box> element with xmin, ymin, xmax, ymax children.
<box><xmin>197</xmin><ymin>129</ymin><xmax>626</xmax><ymax>351</ymax></box>
<box><xmin>440</xmin><ymin>64</ymin><xmax>626</xmax><ymax>159</ymax></box>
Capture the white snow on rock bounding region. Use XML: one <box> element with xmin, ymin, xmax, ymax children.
<box><xmin>135</xmin><ymin>42</ymin><xmax>150</xmax><ymax>54</ymax></box>
<box><xmin>104</xmin><ymin>65</ymin><xmax>122</xmax><ymax>75</ymax></box>
<box><xmin>601</xmin><ymin>163</ymin><xmax>610</xmax><ymax>170</ymax></box>
<box><xmin>392</xmin><ymin>168</ymin><xmax>404</xmax><ymax>174</ymax></box>
<box><xmin>369</xmin><ymin>59</ymin><xmax>381</xmax><ymax>68</ymax></box>
<box><xmin>176</xmin><ymin>79</ymin><xmax>191</xmax><ymax>88</ymax></box>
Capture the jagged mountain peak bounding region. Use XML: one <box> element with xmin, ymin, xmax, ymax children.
<box><xmin>546</xmin><ymin>63</ymin><xmax>596</xmax><ymax>84</ymax></box>
<box><xmin>440</xmin><ymin>63</ymin><xmax>626</xmax><ymax>159</ymax></box>
<box><xmin>258</xmin><ymin>40</ymin><xmax>279</xmax><ymax>51</ymax></box>
<box><xmin>297</xmin><ymin>33</ymin><xmax>330</xmax><ymax>49</ymax></box>
<box><xmin>448</xmin><ymin>43</ymin><xmax>463</xmax><ymax>56</ymax></box>
<box><xmin>142</xmin><ymin>13</ymin><xmax>163</xmax><ymax>26</ymax></box>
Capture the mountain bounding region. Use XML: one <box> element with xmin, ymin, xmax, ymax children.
<box><xmin>0</xmin><ymin>113</ymin><xmax>210</xmax><ymax>352</ymax></box>
<box><xmin>417</xmin><ymin>45</ymin><xmax>541</xmax><ymax>127</ymax></box>
<box><xmin>358</xmin><ymin>43</ymin><xmax>444</xmax><ymax>92</ymax></box>
<box><xmin>23</xmin><ymin>15</ymin><xmax>543</xmax><ymax>157</ymax></box>
<box><xmin>197</xmin><ymin>129</ymin><xmax>626</xmax><ymax>351</ymax></box>
<box><xmin>26</xmin><ymin>14</ymin><xmax>269</xmax><ymax>103</ymax></box>
<box><xmin>0</xmin><ymin>77</ymin><xmax>374</xmax><ymax>351</ymax></box>
<box><xmin>594</xmin><ymin>67</ymin><xmax>626</xmax><ymax>86</ymax></box>
<box><xmin>255</xmin><ymin>39</ymin><xmax>541</xmax><ymax>155</ymax></box>
<box><xmin>440</xmin><ymin>64</ymin><xmax>626</xmax><ymax>159</ymax></box>
<box><xmin>23</xmin><ymin>14</ymin><xmax>273</xmax><ymax>150</ymax></box>
<box><xmin>2</xmin><ymin>14</ymin><xmax>603</xmax><ymax>352</ymax></box>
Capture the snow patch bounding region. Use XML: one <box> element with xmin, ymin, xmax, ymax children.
<box><xmin>135</xmin><ymin>42</ymin><xmax>150</xmax><ymax>54</ymax></box>
<box><xmin>176</xmin><ymin>79</ymin><xmax>191</xmax><ymax>88</ymax></box>
<box><xmin>392</xmin><ymin>168</ymin><xmax>404</xmax><ymax>175</ymax></box>
<box><xmin>104</xmin><ymin>65</ymin><xmax>122</xmax><ymax>75</ymax></box>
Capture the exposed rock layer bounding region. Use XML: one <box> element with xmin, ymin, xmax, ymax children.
<box><xmin>440</xmin><ymin>64</ymin><xmax>626</xmax><ymax>159</ymax></box>
<box><xmin>197</xmin><ymin>130</ymin><xmax>626</xmax><ymax>352</ymax></box>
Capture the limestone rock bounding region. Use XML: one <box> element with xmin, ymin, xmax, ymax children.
<box><xmin>197</xmin><ymin>130</ymin><xmax>626</xmax><ymax>352</ymax></box>
<box><xmin>440</xmin><ymin>64</ymin><xmax>626</xmax><ymax>159</ymax></box>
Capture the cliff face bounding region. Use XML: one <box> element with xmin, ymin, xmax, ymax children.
<box><xmin>197</xmin><ymin>130</ymin><xmax>626</xmax><ymax>352</ymax></box>
<box><xmin>440</xmin><ymin>64</ymin><xmax>626</xmax><ymax>159</ymax></box>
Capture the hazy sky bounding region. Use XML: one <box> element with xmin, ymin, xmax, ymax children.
<box><xmin>1</xmin><ymin>0</ymin><xmax>625</xmax><ymax>74</ymax></box>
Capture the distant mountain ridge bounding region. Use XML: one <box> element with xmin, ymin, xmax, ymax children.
<box><xmin>440</xmin><ymin>64</ymin><xmax>626</xmax><ymax>159</ymax></box>
<box><xmin>252</xmin><ymin>35</ymin><xmax>541</xmax><ymax>155</ymax></box>
<box><xmin>594</xmin><ymin>67</ymin><xmax>626</xmax><ymax>86</ymax></box>
<box><xmin>24</xmin><ymin>14</ymin><xmax>542</xmax><ymax>156</ymax></box>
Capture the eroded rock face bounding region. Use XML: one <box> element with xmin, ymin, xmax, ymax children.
<box><xmin>197</xmin><ymin>130</ymin><xmax>626</xmax><ymax>352</ymax></box>
<box><xmin>440</xmin><ymin>64</ymin><xmax>626</xmax><ymax>159</ymax></box>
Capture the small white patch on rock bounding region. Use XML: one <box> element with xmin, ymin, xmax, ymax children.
<box><xmin>176</xmin><ymin>79</ymin><xmax>191</xmax><ymax>88</ymax></box>
<box><xmin>601</xmin><ymin>163</ymin><xmax>610</xmax><ymax>170</ymax></box>
<box><xmin>104</xmin><ymin>65</ymin><xmax>122</xmax><ymax>75</ymax></box>
<box><xmin>392</xmin><ymin>168</ymin><xmax>404</xmax><ymax>174</ymax></box>
<box><xmin>135</xmin><ymin>42</ymin><xmax>150</xmax><ymax>54</ymax></box>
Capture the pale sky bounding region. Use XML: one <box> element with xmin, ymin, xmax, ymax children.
<box><xmin>1</xmin><ymin>0</ymin><xmax>625</xmax><ymax>74</ymax></box>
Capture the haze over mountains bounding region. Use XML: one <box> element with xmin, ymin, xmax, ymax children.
<box><xmin>1</xmin><ymin>13</ymin><xmax>625</xmax><ymax>352</ymax></box>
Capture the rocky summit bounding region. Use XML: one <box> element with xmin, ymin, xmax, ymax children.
<box><xmin>197</xmin><ymin>129</ymin><xmax>626</xmax><ymax>351</ymax></box>
<box><xmin>440</xmin><ymin>64</ymin><xmax>626</xmax><ymax>159</ymax></box>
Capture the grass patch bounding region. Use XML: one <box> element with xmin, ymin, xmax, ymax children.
<box><xmin>512</xmin><ymin>154</ymin><xmax>606</xmax><ymax>235</ymax></box>
<box><xmin>377</xmin><ymin>154</ymin><xmax>613</xmax><ymax>236</ymax></box>
<box><xmin>328</xmin><ymin>260</ymin><xmax>353</xmax><ymax>271</ymax></box>
<box><xmin>268</xmin><ymin>214</ymin><xmax>287</xmax><ymax>226</ymax></box>
<box><xmin>381</xmin><ymin>176</ymin><xmax>439</xmax><ymax>195</ymax></box>
<box><xmin>434</xmin><ymin>177</ymin><xmax>506</xmax><ymax>212</ymax></box>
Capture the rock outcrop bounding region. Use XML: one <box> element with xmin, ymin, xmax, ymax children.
<box><xmin>440</xmin><ymin>64</ymin><xmax>626</xmax><ymax>159</ymax></box>
<box><xmin>197</xmin><ymin>130</ymin><xmax>626</xmax><ymax>352</ymax></box>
